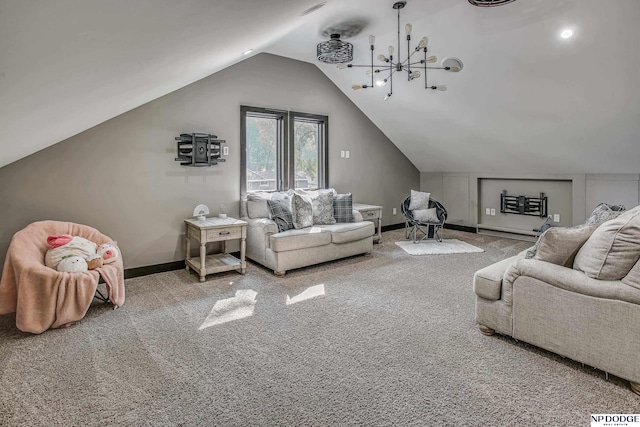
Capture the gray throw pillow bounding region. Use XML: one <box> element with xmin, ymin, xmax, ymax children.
<box><xmin>267</xmin><ymin>193</ymin><xmax>293</xmax><ymax>232</ymax></box>
<box><xmin>533</xmin><ymin>224</ymin><xmax>598</xmax><ymax>268</ymax></box>
<box><xmin>409</xmin><ymin>190</ymin><xmax>431</xmax><ymax>211</ymax></box>
<box><xmin>291</xmin><ymin>193</ymin><xmax>314</xmax><ymax>229</ymax></box>
<box><xmin>413</xmin><ymin>207</ymin><xmax>439</xmax><ymax>223</ymax></box>
<box><xmin>311</xmin><ymin>190</ymin><xmax>336</xmax><ymax>225</ymax></box>
<box><xmin>334</xmin><ymin>193</ymin><xmax>354</xmax><ymax>223</ymax></box>
<box><xmin>584</xmin><ymin>203</ymin><xmax>626</xmax><ymax>226</ymax></box>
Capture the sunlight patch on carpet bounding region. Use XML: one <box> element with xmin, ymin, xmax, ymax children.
<box><xmin>199</xmin><ymin>289</ymin><xmax>257</xmax><ymax>330</ymax></box>
<box><xmin>395</xmin><ymin>239</ymin><xmax>484</xmax><ymax>255</ymax></box>
<box><xmin>286</xmin><ymin>284</ymin><xmax>325</xmax><ymax>305</ymax></box>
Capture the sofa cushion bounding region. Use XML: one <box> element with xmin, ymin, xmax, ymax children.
<box><xmin>473</xmin><ymin>255</ymin><xmax>520</xmax><ymax>301</ymax></box>
<box><xmin>622</xmin><ymin>260</ymin><xmax>640</xmax><ymax>291</ymax></box>
<box><xmin>319</xmin><ymin>222</ymin><xmax>374</xmax><ymax>244</ymax></box>
<box><xmin>246</xmin><ymin>199</ymin><xmax>271</xmax><ymax>219</ymax></box>
<box><xmin>291</xmin><ymin>193</ymin><xmax>314</xmax><ymax>229</ymax></box>
<box><xmin>269</xmin><ymin>227</ymin><xmax>331</xmax><ymax>252</ymax></box>
<box><xmin>334</xmin><ymin>193</ymin><xmax>354</xmax><ymax>223</ymax></box>
<box><xmin>573</xmin><ymin>205</ymin><xmax>640</xmax><ymax>280</ymax></box>
<box><xmin>533</xmin><ymin>225</ymin><xmax>598</xmax><ymax>268</ymax></box>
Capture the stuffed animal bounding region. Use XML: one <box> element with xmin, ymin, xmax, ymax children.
<box><xmin>85</xmin><ymin>254</ymin><xmax>104</xmax><ymax>270</ymax></box>
<box><xmin>97</xmin><ymin>242</ymin><xmax>119</xmax><ymax>264</ymax></box>
<box><xmin>45</xmin><ymin>235</ymin><xmax>98</xmax><ymax>269</ymax></box>
<box><xmin>56</xmin><ymin>255</ymin><xmax>88</xmax><ymax>273</ymax></box>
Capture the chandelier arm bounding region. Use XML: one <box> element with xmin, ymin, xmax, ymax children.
<box><xmin>397</xmin><ymin>5</ymin><xmax>401</xmax><ymax>68</ymax></box>
<box><xmin>406</xmin><ymin>36</ymin><xmax>411</xmax><ymax>80</ymax></box>
<box><xmin>370</xmin><ymin>45</ymin><xmax>374</xmax><ymax>88</ymax></box>
<box><xmin>424</xmin><ymin>48</ymin><xmax>428</xmax><ymax>89</ymax></box>
<box><xmin>401</xmin><ymin>49</ymin><xmax>420</xmax><ymax>66</ymax></box>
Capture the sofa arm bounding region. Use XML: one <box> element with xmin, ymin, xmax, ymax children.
<box><xmin>242</xmin><ymin>217</ymin><xmax>279</xmax><ymax>235</ymax></box>
<box><xmin>503</xmin><ymin>258</ymin><xmax>640</xmax><ymax>306</ymax></box>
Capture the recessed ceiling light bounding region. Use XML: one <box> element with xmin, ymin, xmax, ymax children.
<box><xmin>301</xmin><ymin>2</ymin><xmax>327</xmax><ymax>16</ymax></box>
<box><xmin>242</xmin><ymin>49</ymin><xmax>253</xmax><ymax>55</ymax></box>
<box><xmin>560</xmin><ymin>29</ymin><xmax>574</xmax><ymax>39</ymax></box>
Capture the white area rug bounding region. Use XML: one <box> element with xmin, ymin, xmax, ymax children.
<box><xmin>395</xmin><ymin>239</ymin><xmax>484</xmax><ymax>255</ymax></box>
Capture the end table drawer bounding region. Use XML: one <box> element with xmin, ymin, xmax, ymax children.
<box><xmin>361</xmin><ymin>210</ymin><xmax>380</xmax><ymax>219</ymax></box>
<box><xmin>207</xmin><ymin>227</ymin><xmax>241</xmax><ymax>241</ymax></box>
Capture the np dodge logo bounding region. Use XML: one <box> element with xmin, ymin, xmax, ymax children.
<box><xmin>591</xmin><ymin>414</ymin><xmax>640</xmax><ymax>427</ymax></box>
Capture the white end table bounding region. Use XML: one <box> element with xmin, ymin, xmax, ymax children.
<box><xmin>184</xmin><ymin>217</ymin><xmax>247</xmax><ymax>282</ymax></box>
<box><xmin>353</xmin><ymin>203</ymin><xmax>383</xmax><ymax>243</ymax></box>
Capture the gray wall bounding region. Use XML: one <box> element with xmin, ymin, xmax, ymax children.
<box><xmin>0</xmin><ymin>53</ymin><xmax>419</xmax><ymax>269</ymax></box>
<box><xmin>421</xmin><ymin>172</ymin><xmax>639</xmax><ymax>238</ymax></box>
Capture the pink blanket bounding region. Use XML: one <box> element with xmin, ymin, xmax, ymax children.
<box><xmin>0</xmin><ymin>221</ymin><xmax>125</xmax><ymax>334</ymax></box>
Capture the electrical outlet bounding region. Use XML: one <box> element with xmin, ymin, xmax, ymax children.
<box><xmin>553</xmin><ymin>214</ymin><xmax>560</xmax><ymax>222</ymax></box>
<box><xmin>485</xmin><ymin>208</ymin><xmax>491</xmax><ymax>215</ymax></box>
<box><xmin>345</xmin><ymin>150</ymin><xmax>350</xmax><ymax>159</ymax></box>
<box><xmin>392</xmin><ymin>207</ymin><xmax>397</xmax><ymax>215</ymax></box>
<box><xmin>222</xmin><ymin>146</ymin><xmax>229</xmax><ymax>156</ymax></box>
<box><xmin>490</xmin><ymin>208</ymin><xmax>496</xmax><ymax>216</ymax></box>
<box><xmin>340</xmin><ymin>150</ymin><xmax>345</xmax><ymax>158</ymax></box>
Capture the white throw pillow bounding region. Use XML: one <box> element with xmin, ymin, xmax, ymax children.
<box><xmin>409</xmin><ymin>190</ymin><xmax>431</xmax><ymax>210</ymax></box>
<box><xmin>413</xmin><ymin>208</ymin><xmax>439</xmax><ymax>223</ymax></box>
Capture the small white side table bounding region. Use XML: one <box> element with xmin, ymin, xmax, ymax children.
<box><xmin>353</xmin><ymin>203</ymin><xmax>383</xmax><ymax>243</ymax></box>
<box><xmin>184</xmin><ymin>217</ymin><xmax>247</xmax><ymax>282</ymax></box>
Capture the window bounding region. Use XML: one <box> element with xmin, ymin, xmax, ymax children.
<box><xmin>241</xmin><ymin>106</ymin><xmax>328</xmax><ymax>197</ymax></box>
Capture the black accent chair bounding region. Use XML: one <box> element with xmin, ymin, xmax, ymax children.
<box><xmin>401</xmin><ymin>196</ymin><xmax>447</xmax><ymax>243</ymax></box>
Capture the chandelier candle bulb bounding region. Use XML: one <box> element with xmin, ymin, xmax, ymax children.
<box><xmin>389</xmin><ymin>45</ymin><xmax>394</xmax><ymax>55</ymax></box>
<box><xmin>405</xmin><ymin>23</ymin><xmax>412</xmax><ymax>35</ymax></box>
<box><xmin>352</xmin><ymin>84</ymin><xmax>362</xmax><ymax>90</ymax></box>
<box><xmin>426</xmin><ymin>55</ymin><xmax>437</xmax><ymax>63</ymax></box>
<box><xmin>378</xmin><ymin>54</ymin><xmax>388</xmax><ymax>62</ymax></box>
<box><xmin>369</xmin><ymin>35</ymin><xmax>375</xmax><ymax>45</ymax></box>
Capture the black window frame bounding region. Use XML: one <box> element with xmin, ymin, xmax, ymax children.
<box><xmin>241</xmin><ymin>105</ymin><xmax>328</xmax><ymax>199</ymax></box>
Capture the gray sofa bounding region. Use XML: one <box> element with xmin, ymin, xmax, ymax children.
<box><xmin>474</xmin><ymin>205</ymin><xmax>640</xmax><ymax>395</ymax></box>
<box><xmin>240</xmin><ymin>199</ymin><xmax>374</xmax><ymax>276</ymax></box>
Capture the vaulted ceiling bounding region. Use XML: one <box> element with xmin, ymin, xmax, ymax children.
<box><xmin>1</xmin><ymin>0</ymin><xmax>639</xmax><ymax>172</ymax></box>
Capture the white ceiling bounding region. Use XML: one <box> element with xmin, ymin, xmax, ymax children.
<box><xmin>2</xmin><ymin>0</ymin><xmax>640</xmax><ymax>173</ymax></box>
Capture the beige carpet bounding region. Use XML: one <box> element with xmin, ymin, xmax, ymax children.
<box><xmin>0</xmin><ymin>229</ymin><xmax>637</xmax><ymax>426</ymax></box>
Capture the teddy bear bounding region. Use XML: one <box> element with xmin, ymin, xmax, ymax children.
<box><xmin>56</xmin><ymin>255</ymin><xmax>89</xmax><ymax>273</ymax></box>
<box><xmin>97</xmin><ymin>242</ymin><xmax>119</xmax><ymax>264</ymax></box>
<box><xmin>45</xmin><ymin>235</ymin><xmax>98</xmax><ymax>269</ymax></box>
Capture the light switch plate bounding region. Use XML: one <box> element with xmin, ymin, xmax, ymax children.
<box><xmin>485</xmin><ymin>208</ymin><xmax>491</xmax><ymax>215</ymax></box>
<box><xmin>222</xmin><ymin>146</ymin><xmax>229</xmax><ymax>156</ymax></box>
<box><xmin>392</xmin><ymin>208</ymin><xmax>397</xmax><ymax>215</ymax></box>
<box><xmin>340</xmin><ymin>150</ymin><xmax>345</xmax><ymax>158</ymax></box>
<box><xmin>345</xmin><ymin>150</ymin><xmax>350</xmax><ymax>159</ymax></box>
<box><xmin>490</xmin><ymin>208</ymin><xmax>496</xmax><ymax>216</ymax></box>
<box><xmin>553</xmin><ymin>214</ymin><xmax>560</xmax><ymax>222</ymax></box>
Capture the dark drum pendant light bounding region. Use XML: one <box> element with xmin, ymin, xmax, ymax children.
<box><xmin>317</xmin><ymin>34</ymin><xmax>354</xmax><ymax>64</ymax></box>
<box><xmin>468</xmin><ymin>0</ymin><xmax>516</xmax><ymax>6</ymax></box>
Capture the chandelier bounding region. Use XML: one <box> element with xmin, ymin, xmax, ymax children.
<box><xmin>324</xmin><ymin>1</ymin><xmax>463</xmax><ymax>101</ymax></box>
